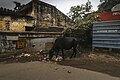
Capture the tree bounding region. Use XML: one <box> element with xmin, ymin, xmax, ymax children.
<box><xmin>68</xmin><ymin>0</ymin><xmax>92</xmax><ymax>23</ymax></box>
<box><xmin>64</xmin><ymin>0</ymin><xmax>95</xmax><ymax>49</ymax></box>
<box><xmin>13</xmin><ymin>1</ymin><xmax>24</xmax><ymax>11</ymax></box>
<box><xmin>98</xmin><ymin>0</ymin><xmax>120</xmax><ymax>12</ymax></box>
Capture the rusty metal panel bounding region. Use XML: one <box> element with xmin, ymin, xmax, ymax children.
<box><xmin>93</xmin><ymin>20</ymin><xmax>120</xmax><ymax>49</ymax></box>
<box><xmin>16</xmin><ymin>38</ymin><xmax>26</xmax><ymax>49</ymax></box>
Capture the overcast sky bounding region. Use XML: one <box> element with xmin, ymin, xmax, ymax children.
<box><xmin>0</xmin><ymin>0</ymin><xmax>100</xmax><ymax>14</ymax></box>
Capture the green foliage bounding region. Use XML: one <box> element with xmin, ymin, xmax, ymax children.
<box><xmin>64</xmin><ymin>1</ymin><xmax>95</xmax><ymax>49</ymax></box>
<box><xmin>68</xmin><ymin>0</ymin><xmax>92</xmax><ymax>22</ymax></box>
<box><xmin>98</xmin><ymin>0</ymin><xmax>120</xmax><ymax>12</ymax></box>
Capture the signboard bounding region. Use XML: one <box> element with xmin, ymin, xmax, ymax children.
<box><xmin>6</xmin><ymin>36</ymin><xmax>18</xmax><ymax>40</ymax></box>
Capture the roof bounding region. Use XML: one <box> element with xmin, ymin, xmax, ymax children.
<box><xmin>34</xmin><ymin>27</ymin><xmax>64</xmax><ymax>32</ymax></box>
<box><xmin>18</xmin><ymin>0</ymin><xmax>71</xmax><ymax>20</ymax></box>
<box><xmin>18</xmin><ymin>0</ymin><xmax>55</xmax><ymax>13</ymax></box>
<box><xmin>0</xmin><ymin>31</ymin><xmax>63</xmax><ymax>36</ymax></box>
<box><xmin>18</xmin><ymin>1</ymin><xmax>33</xmax><ymax>13</ymax></box>
<box><xmin>0</xmin><ymin>7</ymin><xmax>34</xmax><ymax>19</ymax></box>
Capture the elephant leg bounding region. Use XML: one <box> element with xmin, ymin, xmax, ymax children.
<box><xmin>56</xmin><ymin>49</ymin><xmax>59</xmax><ymax>58</ymax></box>
<box><xmin>61</xmin><ymin>49</ymin><xmax>64</xmax><ymax>60</ymax></box>
<box><xmin>70</xmin><ymin>50</ymin><xmax>74</xmax><ymax>58</ymax></box>
<box><xmin>70</xmin><ymin>47</ymin><xmax>76</xmax><ymax>58</ymax></box>
<box><xmin>73</xmin><ymin>48</ymin><xmax>77</xmax><ymax>58</ymax></box>
<box><xmin>49</xmin><ymin>51</ymin><xmax>54</xmax><ymax>60</ymax></box>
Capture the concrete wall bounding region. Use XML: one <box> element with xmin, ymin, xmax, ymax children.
<box><xmin>0</xmin><ymin>35</ymin><xmax>17</xmax><ymax>53</ymax></box>
<box><xmin>0</xmin><ymin>15</ymin><xmax>34</xmax><ymax>32</ymax></box>
<box><xmin>27</xmin><ymin>38</ymin><xmax>55</xmax><ymax>53</ymax></box>
<box><xmin>0</xmin><ymin>21</ymin><xmax>6</xmax><ymax>31</ymax></box>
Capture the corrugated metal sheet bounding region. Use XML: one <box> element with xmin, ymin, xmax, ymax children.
<box><xmin>92</xmin><ymin>20</ymin><xmax>120</xmax><ymax>49</ymax></box>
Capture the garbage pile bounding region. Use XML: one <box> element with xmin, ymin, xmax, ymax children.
<box><xmin>13</xmin><ymin>51</ymin><xmax>63</xmax><ymax>62</ymax></box>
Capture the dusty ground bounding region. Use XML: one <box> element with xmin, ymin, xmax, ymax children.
<box><xmin>58</xmin><ymin>52</ymin><xmax>120</xmax><ymax>78</ymax></box>
<box><xmin>0</xmin><ymin>61</ymin><xmax>120</xmax><ymax>80</ymax></box>
<box><xmin>0</xmin><ymin>50</ymin><xmax>120</xmax><ymax>80</ymax></box>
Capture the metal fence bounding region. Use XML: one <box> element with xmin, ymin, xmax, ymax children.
<box><xmin>92</xmin><ymin>20</ymin><xmax>120</xmax><ymax>49</ymax></box>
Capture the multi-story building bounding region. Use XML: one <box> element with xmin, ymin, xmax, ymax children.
<box><xmin>0</xmin><ymin>0</ymin><xmax>72</xmax><ymax>32</ymax></box>
<box><xmin>0</xmin><ymin>0</ymin><xmax>72</xmax><ymax>53</ymax></box>
<box><xmin>0</xmin><ymin>7</ymin><xmax>34</xmax><ymax>32</ymax></box>
<box><xmin>18</xmin><ymin>0</ymin><xmax>72</xmax><ymax>30</ymax></box>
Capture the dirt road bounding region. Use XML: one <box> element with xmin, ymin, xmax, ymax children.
<box><xmin>0</xmin><ymin>61</ymin><xmax>120</xmax><ymax>80</ymax></box>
